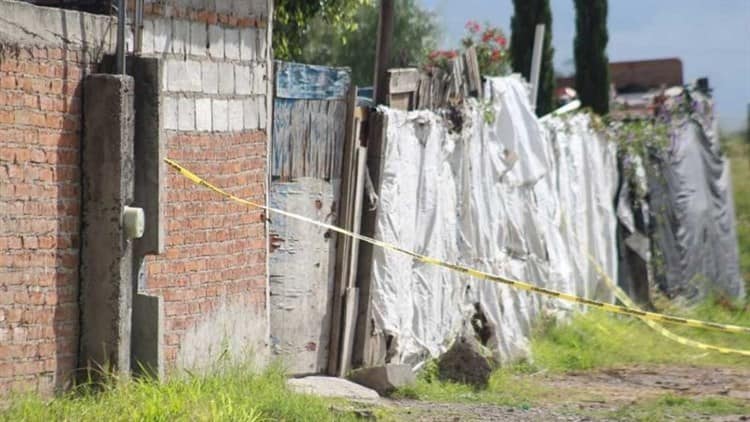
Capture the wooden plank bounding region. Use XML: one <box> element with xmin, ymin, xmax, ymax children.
<box><xmin>463</xmin><ymin>46</ymin><xmax>482</xmax><ymax>98</ymax></box>
<box><xmin>271</xmin><ymin>98</ymin><xmax>346</xmax><ymax>180</ymax></box>
<box><xmin>268</xmin><ymin>178</ymin><xmax>339</xmax><ymax>374</ymax></box>
<box><xmin>388</xmin><ymin>92</ymin><xmax>413</xmax><ymax>111</ymax></box>
<box><xmin>337</xmin><ymin>145</ymin><xmax>367</xmax><ymax>375</ymax></box>
<box><xmin>386</xmin><ymin>68</ymin><xmax>420</xmax><ymax>94</ymax></box>
<box><xmin>275</xmin><ymin>61</ymin><xmax>351</xmax><ymax>100</ymax></box>
<box><xmin>352</xmin><ymin>111</ymin><xmax>388</xmax><ymax>368</ymax></box>
<box><xmin>327</xmin><ymin>85</ymin><xmax>359</xmax><ymax>376</ymax></box>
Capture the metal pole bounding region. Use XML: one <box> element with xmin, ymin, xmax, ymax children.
<box><xmin>372</xmin><ymin>0</ymin><xmax>394</xmax><ymax>105</ymax></box>
<box><xmin>529</xmin><ymin>24</ymin><xmax>545</xmax><ymax>111</ymax></box>
<box><xmin>134</xmin><ymin>0</ymin><xmax>143</xmax><ymax>54</ymax></box>
<box><xmin>116</xmin><ymin>0</ymin><xmax>127</xmax><ymax>74</ymax></box>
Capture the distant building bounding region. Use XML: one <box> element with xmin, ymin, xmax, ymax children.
<box><xmin>556</xmin><ymin>58</ymin><xmax>687</xmax><ymax>118</ymax></box>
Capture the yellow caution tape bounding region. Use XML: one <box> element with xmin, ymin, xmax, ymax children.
<box><xmin>580</xmin><ymin>247</ymin><xmax>750</xmax><ymax>356</ymax></box>
<box><xmin>164</xmin><ymin>157</ymin><xmax>750</xmax><ymax>339</ymax></box>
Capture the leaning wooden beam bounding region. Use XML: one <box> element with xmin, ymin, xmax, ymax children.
<box><xmin>352</xmin><ymin>110</ymin><xmax>389</xmax><ymax>368</ymax></box>
<box><xmin>338</xmin><ymin>144</ymin><xmax>368</xmax><ymax>376</ymax></box>
<box><xmin>327</xmin><ymin>85</ymin><xmax>359</xmax><ymax>375</ymax></box>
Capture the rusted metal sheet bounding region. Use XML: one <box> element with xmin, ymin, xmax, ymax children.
<box><xmin>270</xmin><ymin>62</ymin><xmax>350</xmax><ymax>375</ymax></box>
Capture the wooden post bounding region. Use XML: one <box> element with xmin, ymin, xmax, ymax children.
<box><xmin>373</xmin><ymin>0</ymin><xmax>395</xmax><ymax>105</ymax></box>
<box><xmin>327</xmin><ymin>85</ymin><xmax>359</xmax><ymax>376</ymax></box>
<box><xmin>529</xmin><ymin>24</ymin><xmax>545</xmax><ymax>111</ymax></box>
<box><xmin>337</xmin><ymin>145</ymin><xmax>368</xmax><ymax>376</ymax></box>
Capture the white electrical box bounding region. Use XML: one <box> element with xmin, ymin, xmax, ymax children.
<box><xmin>123</xmin><ymin>206</ymin><xmax>145</xmax><ymax>239</ymax></box>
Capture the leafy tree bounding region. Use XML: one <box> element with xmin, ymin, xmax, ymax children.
<box><xmin>298</xmin><ymin>0</ymin><xmax>439</xmax><ymax>86</ymax></box>
<box><xmin>510</xmin><ymin>0</ymin><xmax>556</xmax><ymax>116</ymax></box>
<box><xmin>574</xmin><ymin>0</ymin><xmax>610</xmax><ymax>114</ymax></box>
<box><xmin>273</xmin><ymin>0</ymin><xmax>369</xmax><ymax>61</ymax></box>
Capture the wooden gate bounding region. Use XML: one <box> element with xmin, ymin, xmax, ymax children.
<box><xmin>269</xmin><ymin>62</ymin><xmax>351</xmax><ymax>374</ymax></box>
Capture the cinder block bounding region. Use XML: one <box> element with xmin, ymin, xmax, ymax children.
<box><xmin>208</xmin><ymin>25</ymin><xmax>224</xmax><ymax>59</ymax></box>
<box><xmin>163</xmin><ymin>96</ymin><xmax>178</xmax><ymax>130</ymax></box>
<box><xmin>162</xmin><ymin>96</ymin><xmax>177</xmax><ymax>130</ymax></box>
<box><xmin>225</xmin><ymin>28</ymin><xmax>240</xmax><ymax>60</ymax></box>
<box><xmin>178</xmin><ymin>97</ymin><xmax>195</xmax><ymax>131</ymax></box>
<box><xmin>234</xmin><ymin>64</ymin><xmax>251</xmax><ymax>95</ymax></box>
<box><xmin>248</xmin><ymin>0</ymin><xmax>268</xmax><ymax>16</ymax></box>
<box><xmin>141</xmin><ymin>19</ymin><xmax>154</xmax><ymax>54</ymax></box>
<box><xmin>201</xmin><ymin>61</ymin><xmax>218</xmax><ymax>94</ymax></box>
<box><xmin>215</xmin><ymin>0</ymin><xmax>233</xmax><ymax>14</ymax></box>
<box><xmin>166</xmin><ymin>60</ymin><xmax>187</xmax><ymax>91</ymax></box>
<box><xmin>126</xmin><ymin>26</ymin><xmax>135</xmax><ymax>53</ymax></box>
<box><xmin>189</xmin><ymin>21</ymin><xmax>207</xmax><ymax>56</ymax></box>
<box><xmin>257</xmin><ymin>27</ymin><xmax>267</xmax><ymax>61</ymax></box>
<box><xmin>160</xmin><ymin>58</ymin><xmax>169</xmax><ymax>92</ymax></box>
<box><xmin>195</xmin><ymin>98</ymin><xmax>212</xmax><ymax>131</ymax></box>
<box><xmin>153</xmin><ymin>18</ymin><xmax>172</xmax><ymax>54</ymax></box>
<box><xmin>240</xmin><ymin>28</ymin><xmax>255</xmax><ymax>62</ymax></box>
<box><xmin>254</xmin><ymin>63</ymin><xmax>266</xmax><ymax>94</ymax></box>
<box><xmin>243</xmin><ymin>97</ymin><xmax>258</xmax><ymax>130</ymax></box>
<box><xmin>228</xmin><ymin>99</ymin><xmax>243</xmax><ymax>131</ymax></box>
<box><xmin>218</xmin><ymin>62</ymin><xmax>235</xmax><ymax>95</ymax></box>
<box><xmin>258</xmin><ymin>95</ymin><xmax>267</xmax><ymax>129</ymax></box>
<box><xmin>212</xmin><ymin>99</ymin><xmax>228</xmax><ymax>131</ymax></box>
<box><xmin>172</xmin><ymin>19</ymin><xmax>189</xmax><ymax>55</ymax></box>
<box><xmin>142</xmin><ymin>19</ymin><xmax>155</xmax><ymax>54</ymax></box>
<box><xmin>185</xmin><ymin>60</ymin><xmax>202</xmax><ymax>92</ymax></box>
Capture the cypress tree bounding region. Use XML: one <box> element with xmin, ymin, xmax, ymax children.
<box><xmin>510</xmin><ymin>0</ymin><xmax>555</xmax><ymax>116</ymax></box>
<box><xmin>574</xmin><ymin>0</ymin><xmax>610</xmax><ymax>114</ymax></box>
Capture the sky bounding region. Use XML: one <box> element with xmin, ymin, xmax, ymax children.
<box><xmin>419</xmin><ymin>0</ymin><xmax>750</xmax><ymax>132</ymax></box>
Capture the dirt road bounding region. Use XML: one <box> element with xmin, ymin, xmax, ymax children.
<box><xmin>383</xmin><ymin>365</ymin><xmax>750</xmax><ymax>421</ymax></box>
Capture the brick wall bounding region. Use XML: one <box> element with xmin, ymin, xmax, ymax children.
<box><xmin>0</xmin><ymin>42</ymin><xmax>107</xmax><ymax>394</ymax></box>
<box><xmin>1</xmin><ymin>0</ymin><xmax>271</xmax><ymax>394</ymax></box>
<box><xmin>136</xmin><ymin>0</ymin><xmax>271</xmax><ymax>370</ymax></box>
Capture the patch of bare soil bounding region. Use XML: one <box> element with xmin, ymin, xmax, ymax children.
<box><xmin>383</xmin><ymin>365</ymin><xmax>750</xmax><ymax>421</ymax></box>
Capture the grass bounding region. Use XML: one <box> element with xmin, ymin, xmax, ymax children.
<box><xmin>392</xmin><ymin>360</ymin><xmax>548</xmax><ymax>409</ymax></box>
<box><xmin>531</xmin><ymin>298</ymin><xmax>750</xmax><ymax>372</ymax></box>
<box><xmin>1</xmin><ymin>363</ymin><xmax>381</xmax><ymax>421</ymax></box>
<box><xmin>604</xmin><ymin>393</ymin><xmax>750</xmax><ymax>422</ymax></box>
<box><xmin>725</xmin><ymin>135</ymin><xmax>750</xmax><ymax>291</ymax></box>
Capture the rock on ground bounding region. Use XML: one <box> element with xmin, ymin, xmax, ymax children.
<box><xmin>287</xmin><ymin>376</ymin><xmax>380</xmax><ymax>401</ymax></box>
<box><xmin>437</xmin><ymin>334</ymin><xmax>494</xmax><ymax>387</ymax></box>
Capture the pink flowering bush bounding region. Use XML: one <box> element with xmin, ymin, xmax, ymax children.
<box><xmin>424</xmin><ymin>21</ymin><xmax>510</xmax><ymax>76</ymax></box>
<box><xmin>462</xmin><ymin>20</ymin><xmax>510</xmax><ymax>76</ymax></box>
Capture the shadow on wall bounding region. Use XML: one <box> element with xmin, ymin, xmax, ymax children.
<box><xmin>48</xmin><ymin>6</ymin><xmax>113</xmax><ymax>392</ymax></box>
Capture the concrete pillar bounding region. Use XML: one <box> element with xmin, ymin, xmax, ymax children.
<box><xmin>131</xmin><ymin>56</ymin><xmax>165</xmax><ymax>379</ymax></box>
<box><xmin>80</xmin><ymin>74</ymin><xmax>135</xmax><ymax>376</ymax></box>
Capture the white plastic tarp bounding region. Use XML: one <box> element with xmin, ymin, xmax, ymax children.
<box><xmin>368</xmin><ymin>75</ymin><xmax>619</xmax><ymax>366</ymax></box>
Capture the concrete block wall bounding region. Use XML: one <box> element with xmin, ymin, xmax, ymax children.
<box><xmin>136</xmin><ymin>0</ymin><xmax>271</xmax><ymax>370</ymax></box>
<box><xmin>0</xmin><ymin>1</ymin><xmax>115</xmax><ymax>395</ymax></box>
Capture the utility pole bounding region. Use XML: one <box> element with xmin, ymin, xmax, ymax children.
<box><xmin>372</xmin><ymin>0</ymin><xmax>395</xmax><ymax>105</ymax></box>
